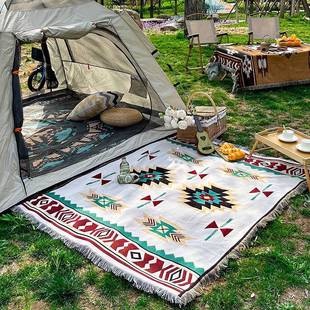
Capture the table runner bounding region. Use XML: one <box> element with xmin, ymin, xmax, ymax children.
<box><xmin>14</xmin><ymin>138</ymin><xmax>307</xmax><ymax>305</ymax></box>
<box><xmin>213</xmin><ymin>44</ymin><xmax>310</xmax><ymax>90</ymax></box>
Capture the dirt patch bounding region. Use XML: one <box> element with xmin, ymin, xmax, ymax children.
<box><xmin>78</xmin><ymin>286</ymin><xmax>108</xmax><ymax>310</ymax></box>
<box><xmin>294</xmin><ymin>217</ymin><xmax>310</xmax><ymax>234</ymax></box>
<box><xmin>293</xmin><ymin>238</ymin><xmax>307</xmax><ymax>254</ymax></box>
<box><xmin>8</xmin><ymin>297</ymin><xmax>49</xmax><ymax>310</ymax></box>
<box><xmin>30</xmin><ymin>300</ymin><xmax>50</xmax><ymax>310</ymax></box>
<box><xmin>203</xmin><ymin>277</ymin><xmax>227</xmax><ymax>295</ymax></box>
<box><xmin>77</xmin><ymin>265</ymin><xmax>102</xmax><ymax>277</ymax></box>
<box><xmin>280</xmin><ymin>287</ymin><xmax>308</xmax><ymax>306</ymax></box>
<box><xmin>0</xmin><ymin>261</ymin><xmax>23</xmax><ymax>276</ymax></box>
<box><xmin>0</xmin><ymin>256</ymin><xmax>37</xmax><ymax>276</ymax></box>
<box><xmin>284</xmin><ymin>207</ymin><xmax>310</xmax><ymax>235</ymax></box>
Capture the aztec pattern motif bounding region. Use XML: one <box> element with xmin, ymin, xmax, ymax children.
<box><xmin>23</xmin><ymin>93</ymin><xmax>152</xmax><ymax>178</ymax></box>
<box><xmin>87</xmin><ymin>193</ymin><xmax>122</xmax><ymax>211</ymax></box>
<box><xmin>138</xmin><ymin>150</ymin><xmax>160</xmax><ymax>161</ymax></box>
<box><xmin>223</xmin><ymin>167</ymin><xmax>261</xmax><ymax>180</ymax></box>
<box><xmin>137</xmin><ymin>193</ymin><xmax>166</xmax><ymax>208</ymax></box>
<box><xmin>16</xmin><ymin>139</ymin><xmax>306</xmax><ymax>305</ymax></box>
<box><xmin>142</xmin><ymin>216</ymin><xmax>186</xmax><ymax>243</ymax></box>
<box><xmin>171</xmin><ymin>150</ymin><xmax>201</xmax><ymax>164</ymax></box>
<box><xmin>21</xmin><ymin>195</ymin><xmax>195</xmax><ymax>291</ymax></box>
<box><xmin>213</xmin><ymin>47</ymin><xmax>255</xmax><ymax>88</ymax></box>
<box><xmin>187</xmin><ymin>168</ymin><xmax>208</xmax><ymax>180</ymax></box>
<box><xmin>184</xmin><ymin>185</ymin><xmax>234</xmax><ymax>211</ymax></box>
<box><xmin>249</xmin><ymin>184</ymin><xmax>273</xmax><ymax>200</ymax></box>
<box><xmin>245</xmin><ymin>156</ymin><xmax>308</xmax><ymax>178</ymax></box>
<box><xmin>87</xmin><ymin>172</ymin><xmax>116</xmax><ymax>186</ymax></box>
<box><xmin>132</xmin><ymin>167</ymin><xmax>171</xmax><ymax>186</ymax></box>
<box><xmin>205</xmin><ymin>218</ymin><xmax>233</xmax><ymax>241</ymax></box>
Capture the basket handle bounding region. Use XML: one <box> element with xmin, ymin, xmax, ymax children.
<box><xmin>186</xmin><ymin>92</ymin><xmax>218</xmax><ymax>116</ymax></box>
<box><xmin>187</xmin><ymin>92</ymin><xmax>223</xmax><ymax>131</ymax></box>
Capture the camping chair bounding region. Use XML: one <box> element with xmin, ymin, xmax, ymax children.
<box><xmin>185</xmin><ymin>15</ymin><xmax>229</xmax><ymax>72</ymax></box>
<box><xmin>248</xmin><ymin>16</ymin><xmax>287</xmax><ymax>45</ymax></box>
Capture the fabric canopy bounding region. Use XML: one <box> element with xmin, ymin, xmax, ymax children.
<box><xmin>0</xmin><ymin>0</ymin><xmax>185</xmax><ymax>214</ymax></box>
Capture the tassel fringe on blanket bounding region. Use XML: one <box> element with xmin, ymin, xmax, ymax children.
<box><xmin>14</xmin><ymin>138</ymin><xmax>307</xmax><ymax>306</ymax></box>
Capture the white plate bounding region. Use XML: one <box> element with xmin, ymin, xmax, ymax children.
<box><xmin>296</xmin><ymin>144</ymin><xmax>310</xmax><ymax>153</ymax></box>
<box><xmin>278</xmin><ymin>134</ymin><xmax>298</xmax><ymax>143</ymax></box>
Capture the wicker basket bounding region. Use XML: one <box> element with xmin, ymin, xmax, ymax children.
<box><xmin>176</xmin><ymin>92</ymin><xmax>227</xmax><ymax>144</ymax></box>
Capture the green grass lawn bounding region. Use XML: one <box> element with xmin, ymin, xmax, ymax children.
<box><xmin>0</xmin><ymin>15</ymin><xmax>309</xmax><ymax>310</ymax></box>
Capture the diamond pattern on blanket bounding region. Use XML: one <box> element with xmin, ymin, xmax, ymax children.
<box><xmin>15</xmin><ymin>138</ymin><xmax>306</xmax><ymax>306</ymax></box>
<box><xmin>132</xmin><ymin>167</ymin><xmax>171</xmax><ymax>186</ymax></box>
<box><xmin>184</xmin><ymin>185</ymin><xmax>234</xmax><ymax>210</ymax></box>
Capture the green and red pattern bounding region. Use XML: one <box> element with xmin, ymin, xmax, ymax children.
<box><xmin>15</xmin><ymin>138</ymin><xmax>307</xmax><ymax>305</ymax></box>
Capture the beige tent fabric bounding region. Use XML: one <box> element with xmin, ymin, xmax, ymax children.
<box><xmin>0</xmin><ymin>1</ymin><xmax>115</xmax><ymax>33</ymax></box>
<box><xmin>112</xmin><ymin>14</ymin><xmax>185</xmax><ymax>110</ymax></box>
<box><xmin>47</xmin><ymin>38</ymin><xmax>67</xmax><ymax>90</ymax></box>
<box><xmin>0</xmin><ymin>0</ymin><xmax>185</xmax><ymax>213</ymax></box>
<box><xmin>8</xmin><ymin>0</ymin><xmax>91</xmax><ymax>11</ymax></box>
<box><xmin>0</xmin><ymin>33</ymin><xmax>26</xmax><ymax>213</ymax></box>
<box><xmin>66</xmin><ymin>33</ymin><xmax>137</xmax><ymax>75</ymax></box>
<box><xmin>0</xmin><ymin>0</ymin><xmax>184</xmax><ymax>109</ymax></box>
<box><xmin>120</xmin><ymin>10</ymin><xmax>158</xmax><ymax>57</ymax></box>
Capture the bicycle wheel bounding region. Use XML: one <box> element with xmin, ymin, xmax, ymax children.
<box><xmin>27</xmin><ymin>68</ymin><xmax>45</xmax><ymax>92</ymax></box>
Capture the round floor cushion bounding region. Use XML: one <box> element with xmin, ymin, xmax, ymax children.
<box><xmin>100</xmin><ymin>107</ymin><xmax>143</xmax><ymax>127</ymax></box>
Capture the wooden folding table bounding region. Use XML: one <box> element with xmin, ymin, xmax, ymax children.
<box><xmin>250</xmin><ymin>127</ymin><xmax>310</xmax><ymax>191</ymax></box>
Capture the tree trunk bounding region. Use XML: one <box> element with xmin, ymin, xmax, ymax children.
<box><xmin>301</xmin><ymin>0</ymin><xmax>310</xmax><ymax>17</ymax></box>
<box><xmin>140</xmin><ymin>0</ymin><xmax>144</xmax><ymax>18</ymax></box>
<box><xmin>150</xmin><ymin>0</ymin><xmax>154</xmax><ymax>18</ymax></box>
<box><xmin>158</xmin><ymin>0</ymin><xmax>161</xmax><ymax>15</ymax></box>
<box><xmin>249</xmin><ymin>0</ymin><xmax>255</xmax><ymax>15</ymax></box>
<box><xmin>279</xmin><ymin>0</ymin><xmax>286</xmax><ymax>18</ymax></box>
<box><xmin>184</xmin><ymin>0</ymin><xmax>203</xmax><ymax>18</ymax></box>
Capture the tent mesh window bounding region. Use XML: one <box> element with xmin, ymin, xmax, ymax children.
<box><xmin>21</xmin><ymin>30</ymin><xmax>160</xmax><ymax>178</ymax></box>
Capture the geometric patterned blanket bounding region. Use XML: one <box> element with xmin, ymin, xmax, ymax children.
<box><xmin>213</xmin><ymin>45</ymin><xmax>310</xmax><ymax>90</ymax></box>
<box><xmin>14</xmin><ymin>138</ymin><xmax>307</xmax><ymax>305</ymax></box>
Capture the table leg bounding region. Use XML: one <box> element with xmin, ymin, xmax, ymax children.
<box><xmin>304</xmin><ymin>163</ymin><xmax>310</xmax><ymax>192</ymax></box>
<box><xmin>249</xmin><ymin>140</ymin><xmax>259</xmax><ymax>157</ymax></box>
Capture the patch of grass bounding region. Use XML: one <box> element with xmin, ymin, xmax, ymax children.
<box><xmin>204</xmin><ymin>285</ymin><xmax>243</xmax><ymax>310</ymax></box>
<box><xmin>0</xmin><ymin>239</ymin><xmax>23</xmax><ymax>266</ymax></box>
<box><xmin>0</xmin><ymin>213</ymin><xmax>34</xmax><ymax>236</ymax></box>
<box><xmin>48</xmin><ymin>248</ymin><xmax>86</xmax><ymax>273</ymax></box>
<box><xmin>83</xmin><ymin>266</ymin><xmax>100</xmax><ymax>286</ymax></box>
<box><xmin>0</xmin><ymin>14</ymin><xmax>309</xmax><ymax>310</ymax></box>
<box><xmin>0</xmin><ymin>274</ymin><xmax>16</xmax><ymax>307</ymax></box>
<box><xmin>97</xmin><ymin>273</ymin><xmax>130</xmax><ymax>299</ymax></box>
<box><xmin>37</xmin><ymin>271</ymin><xmax>84</xmax><ymax>306</ymax></box>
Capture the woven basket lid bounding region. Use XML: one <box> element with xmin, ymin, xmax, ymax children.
<box><xmin>100</xmin><ymin>107</ymin><xmax>143</xmax><ymax>127</ymax></box>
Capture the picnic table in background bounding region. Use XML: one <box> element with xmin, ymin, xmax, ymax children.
<box><xmin>211</xmin><ymin>44</ymin><xmax>310</xmax><ymax>91</ymax></box>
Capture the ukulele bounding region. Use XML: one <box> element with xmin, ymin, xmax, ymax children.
<box><xmin>193</xmin><ymin>115</ymin><xmax>215</xmax><ymax>155</ymax></box>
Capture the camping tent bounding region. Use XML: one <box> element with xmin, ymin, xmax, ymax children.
<box><xmin>0</xmin><ymin>0</ymin><xmax>185</xmax><ymax>213</ymax></box>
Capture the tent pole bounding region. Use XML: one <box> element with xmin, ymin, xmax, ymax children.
<box><xmin>140</xmin><ymin>0</ymin><xmax>144</xmax><ymax>18</ymax></box>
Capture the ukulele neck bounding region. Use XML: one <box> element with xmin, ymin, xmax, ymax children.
<box><xmin>194</xmin><ymin>115</ymin><xmax>203</xmax><ymax>132</ymax></box>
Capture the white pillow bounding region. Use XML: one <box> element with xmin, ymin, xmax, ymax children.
<box><xmin>67</xmin><ymin>91</ymin><xmax>123</xmax><ymax>121</ymax></box>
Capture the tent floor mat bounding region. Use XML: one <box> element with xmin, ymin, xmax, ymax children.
<box><xmin>22</xmin><ymin>91</ymin><xmax>156</xmax><ymax>178</ymax></box>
